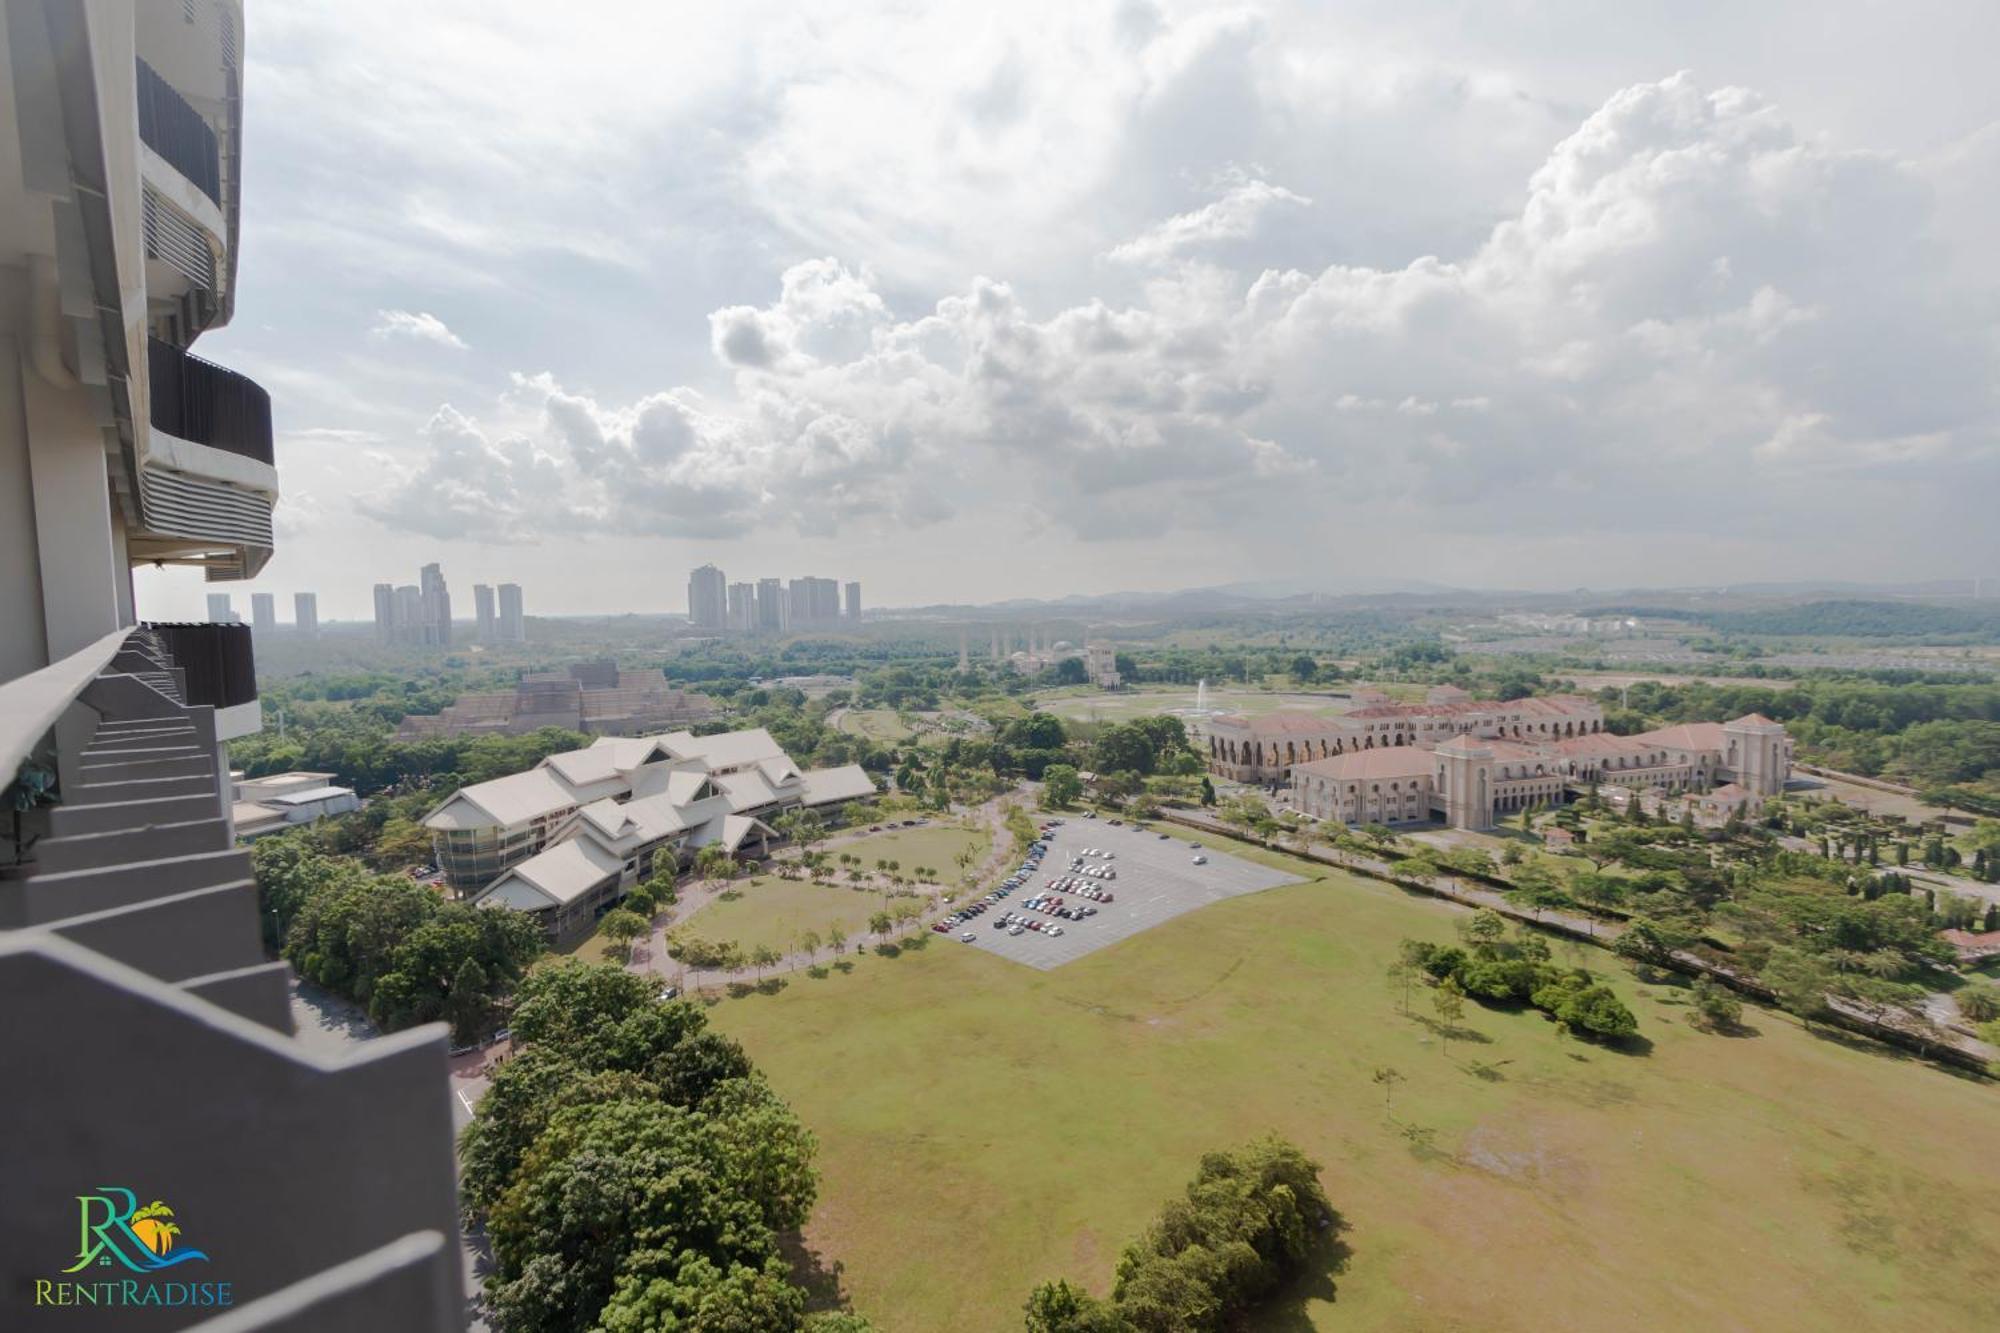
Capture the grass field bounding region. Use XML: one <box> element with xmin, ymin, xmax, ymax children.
<box><xmin>690</xmin><ymin>876</ymin><xmax>890</xmax><ymax>956</ymax></box>
<box><xmin>711</xmin><ymin>837</ymin><xmax>2000</xmax><ymax>1332</ymax></box>
<box><xmin>688</xmin><ymin>824</ymin><xmax>995</xmax><ymax>956</ymax></box>
<box><xmin>837</xmin><ymin>708</ymin><xmax>918</xmax><ymax>742</ymax></box>
<box><xmin>831</xmin><ymin>823</ymin><xmax>991</xmax><ymax>879</ymax></box>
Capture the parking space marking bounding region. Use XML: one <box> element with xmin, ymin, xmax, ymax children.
<box><xmin>957</xmin><ymin>820</ymin><xmax>1300</xmax><ymax>970</ymax></box>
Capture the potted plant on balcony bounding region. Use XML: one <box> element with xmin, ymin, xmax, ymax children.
<box><xmin>3</xmin><ymin>760</ymin><xmax>57</xmax><ymax>875</ymax></box>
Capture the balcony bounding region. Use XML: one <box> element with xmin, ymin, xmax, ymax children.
<box><xmin>148</xmin><ymin>335</ymin><xmax>273</xmax><ymax>466</ymax></box>
<box><xmin>135</xmin><ymin>57</ymin><xmax>220</xmax><ymax>206</ymax></box>
<box><xmin>141</xmin><ymin>620</ymin><xmax>258</xmax><ymax>712</ymax></box>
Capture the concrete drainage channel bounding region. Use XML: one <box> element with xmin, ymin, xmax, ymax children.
<box><xmin>954</xmin><ymin>817</ymin><xmax>1302</xmax><ymax>970</ymax></box>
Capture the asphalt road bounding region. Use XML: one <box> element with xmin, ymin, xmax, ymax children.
<box><xmin>958</xmin><ymin>816</ymin><xmax>1301</xmax><ymax>970</ymax></box>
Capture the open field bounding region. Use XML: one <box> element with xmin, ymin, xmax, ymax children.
<box><xmin>835</xmin><ymin>707</ymin><xmax>918</xmax><ymax>742</ymax></box>
<box><xmin>712</xmin><ymin>835</ymin><xmax>2000</xmax><ymax>1332</ymax></box>
<box><xmin>832</xmin><ymin>823</ymin><xmax>991</xmax><ymax>877</ymax></box>
<box><xmin>691</xmin><ymin>876</ymin><xmax>890</xmax><ymax>956</ymax></box>
<box><xmin>693</xmin><ymin>824</ymin><xmax>995</xmax><ymax>956</ymax></box>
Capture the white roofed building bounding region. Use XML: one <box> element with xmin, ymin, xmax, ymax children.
<box><xmin>423</xmin><ymin>726</ymin><xmax>876</xmax><ymax>936</ymax></box>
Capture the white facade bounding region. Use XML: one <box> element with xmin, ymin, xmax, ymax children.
<box><xmin>424</xmin><ymin>726</ymin><xmax>876</xmax><ymax>902</ymax></box>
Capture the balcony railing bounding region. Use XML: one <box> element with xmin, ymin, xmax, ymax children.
<box><xmin>147</xmin><ymin>337</ymin><xmax>273</xmax><ymax>466</ymax></box>
<box><xmin>136</xmin><ymin>58</ymin><xmax>221</xmax><ymax>205</ymax></box>
<box><xmin>142</xmin><ymin>622</ymin><xmax>258</xmax><ymax>711</ymax></box>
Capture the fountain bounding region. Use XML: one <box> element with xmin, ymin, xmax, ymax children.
<box><xmin>1176</xmin><ymin>678</ymin><xmax>1219</xmax><ymax>719</ymax></box>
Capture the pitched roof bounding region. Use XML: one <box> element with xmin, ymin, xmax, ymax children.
<box><xmin>1211</xmin><ymin>710</ymin><xmax>1344</xmax><ymax>736</ymax></box>
<box><xmin>424</xmin><ymin>767</ymin><xmax>579</xmax><ymax>829</ymax></box>
<box><xmin>659</xmin><ymin>727</ymin><xmax>787</xmax><ymax>772</ymax></box>
<box><xmin>714</xmin><ymin>768</ymin><xmax>781</xmax><ymax>813</ymax></box>
<box><xmin>474</xmin><ymin>838</ymin><xmax>624</xmax><ymax>910</ymax></box>
<box><xmin>1294</xmin><ymin>746</ymin><xmax>1436</xmax><ymax>782</ymax></box>
<box><xmin>799</xmin><ymin>764</ymin><xmax>877</xmax><ymax>806</ymax></box>
<box><xmin>1551</xmin><ymin>733</ymin><xmax>1657</xmax><ymax>760</ymax></box>
<box><xmin>1630</xmin><ymin>721</ymin><xmax>1727</xmax><ymax>754</ymax></box>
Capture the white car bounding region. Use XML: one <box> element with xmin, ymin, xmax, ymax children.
<box><xmin>960</xmin><ymin>931</ymin><xmax>976</xmax><ymax>942</ymax></box>
<box><xmin>1046</xmin><ymin>925</ymin><xmax>1064</xmax><ymax>937</ymax></box>
<box><xmin>1191</xmin><ymin>855</ymin><xmax>1208</xmax><ymax>865</ymax></box>
<box><xmin>1008</xmin><ymin>924</ymin><xmax>1025</xmax><ymax>935</ymax></box>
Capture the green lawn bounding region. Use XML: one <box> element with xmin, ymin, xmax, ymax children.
<box><xmin>840</xmin><ymin>708</ymin><xmax>917</xmax><ymax>742</ymax></box>
<box><xmin>711</xmin><ymin>838</ymin><xmax>2000</xmax><ymax>1332</ymax></box>
<box><xmin>690</xmin><ymin>876</ymin><xmax>890</xmax><ymax>957</ymax></box>
<box><xmin>829</xmin><ymin>823</ymin><xmax>991</xmax><ymax>881</ymax></box>
<box><xmin>685</xmin><ymin>824</ymin><xmax>994</xmax><ymax>958</ymax></box>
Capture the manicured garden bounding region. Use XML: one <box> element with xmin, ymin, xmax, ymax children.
<box><xmin>710</xmin><ymin>835</ymin><xmax>2000</xmax><ymax>1331</ymax></box>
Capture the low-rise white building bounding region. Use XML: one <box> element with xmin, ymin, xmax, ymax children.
<box><xmin>422</xmin><ymin>727</ymin><xmax>877</xmax><ymax>938</ymax></box>
<box><xmin>231</xmin><ymin>770</ymin><xmax>361</xmax><ymax>840</ymax></box>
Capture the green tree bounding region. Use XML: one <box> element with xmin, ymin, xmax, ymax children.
<box><xmin>444</xmin><ymin>957</ymin><xmax>491</xmax><ymax>1046</ymax></box>
<box><xmin>599</xmin><ymin>907</ymin><xmax>649</xmax><ymax>961</ymax></box>
<box><xmin>1371</xmin><ymin>1065</ymin><xmax>1404</xmax><ymax>1117</ymax></box>
<box><xmin>1043</xmin><ymin>764</ymin><xmax>1084</xmax><ymax>809</ymax></box>
<box><xmin>1691</xmin><ymin>976</ymin><xmax>1744</xmax><ymax>1032</ymax></box>
<box><xmin>1432</xmin><ymin>976</ymin><xmax>1467</xmax><ymax>1056</ymax></box>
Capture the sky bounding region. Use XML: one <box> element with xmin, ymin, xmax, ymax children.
<box><xmin>135</xmin><ymin>0</ymin><xmax>2000</xmax><ymax>622</ymax></box>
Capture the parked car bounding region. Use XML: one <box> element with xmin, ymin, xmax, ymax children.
<box><xmin>1009</xmin><ymin>924</ymin><xmax>1026</xmax><ymax>935</ymax></box>
<box><xmin>1192</xmin><ymin>855</ymin><xmax>1208</xmax><ymax>865</ymax></box>
<box><xmin>1047</xmin><ymin>925</ymin><xmax>1065</xmax><ymax>937</ymax></box>
<box><xmin>960</xmin><ymin>931</ymin><xmax>976</xmax><ymax>942</ymax></box>
<box><xmin>657</xmin><ymin>986</ymin><xmax>680</xmax><ymax>1001</ymax></box>
<box><xmin>1158</xmin><ymin>832</ymin><xmax>1171</xmax><ymax>839</ymax></box>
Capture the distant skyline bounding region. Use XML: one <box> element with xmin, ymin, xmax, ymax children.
<box><xmin>134</xmin><ymin>0</ymin><xmax>2000</xmax><ymax>621</ymax></box>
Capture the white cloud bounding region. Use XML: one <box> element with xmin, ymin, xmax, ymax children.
<box><xmin>357</xmin><ymin>73</ymin><xmax>1997</xmax><ymax>565</ymax></box>
<box><xmin>369</xmin><ymin>309</ymin><xmax>468</xmax><ymax>349</ymax></box>
<box><xmin>1108</xmin><ymin>175</ymin><xmax>1312</xmax><ymax>264</ymax></box>
<box><xmin>162</xmin><ymin>1</ymin><xmax>2000</xmax><ymax>621</ymax></box>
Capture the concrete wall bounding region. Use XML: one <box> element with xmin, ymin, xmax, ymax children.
<box><xmin>0</xmin><ymin>940</ymin><xmax>465</xmax><ymax>1331</ymax></box>
<box><xmin>0</xmin><ymin>333</ymin><xmax>53</xmax><ymax>681</ymax></box>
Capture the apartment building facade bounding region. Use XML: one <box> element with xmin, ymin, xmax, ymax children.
<box><xmin>687</xmin><ymin>563</ymin><xmax>727</xmax><ymax>630</ymax></box>
<box><xmin>0</xmin><ymin>5</ymin><xmax>463</xmax><ymax>1325</ymax></box>
<box><xmin>497</xmin><ymin>581</ymin><xmax>524</xmax><ymax>641</ymax></box>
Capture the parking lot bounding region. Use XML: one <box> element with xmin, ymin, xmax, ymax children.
<box><xmin>957</xmin><ymin>817</ymin><xmax>1301</xmax><ymax>970</ymax></box>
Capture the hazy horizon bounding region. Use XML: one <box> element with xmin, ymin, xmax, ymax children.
<box><xmin>134</xmin><ymin>0</ymin><xmax>2000</xmax><ymax>622</ymax></box>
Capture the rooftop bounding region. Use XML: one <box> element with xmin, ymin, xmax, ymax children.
<box><xmin>1294</xmin><ymin>746</ymin><xmax>1435</xmax><ymax>782</ymax></box>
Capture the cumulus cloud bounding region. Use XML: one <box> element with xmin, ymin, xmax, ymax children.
<box><xmin>370</xmin><ymin>309</ymin><xmax>468</xmax><ymax>349</ymax></box>
<box><xmin>1108</xmin><ymin>175</ymin><xmax>1312</xmax><ymax>264</ymax></box>
<box><xmin>357</xmin><ymin>73</ymin><xmax>1997</xmax><ymax>558</ymax></box>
